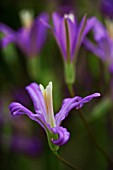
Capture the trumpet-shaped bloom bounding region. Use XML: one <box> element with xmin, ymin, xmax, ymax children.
<box><xmin>41</xmin><ymin>12</ymin><xmax>96</xmax><ymax>61</ymax></box>
<box><xmin>9</xmin><ymin>82</ymin><xmax>100</xmax><ymax>148</ymax></box>
<box><xmin>0</xmin><ymin>13</ymin><xmax>49</xmax><ymax>57</ymax></box>
<box><xmin>84</xmin><ymin>18</ymin><xmax>113</xmax><ymax>72</ymax></box>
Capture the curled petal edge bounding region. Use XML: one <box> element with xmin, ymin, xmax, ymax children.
<box><xmin>51</xmin><ymin>126</ymin><xmax>70</xmax><ymax>146</ymax></box>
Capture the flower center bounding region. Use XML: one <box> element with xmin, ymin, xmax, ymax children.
<box><xmin>39</xmin><ymin>82</ymin><xmax>56</xmax><ymax>127</ymax></box>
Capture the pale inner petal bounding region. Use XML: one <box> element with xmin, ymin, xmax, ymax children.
<box><xmin>39</xmin><ymin>82</ymin><xmax>56</xmax><ymax>127</ymax></box>
<box><xmin>64</xmin><ymin>13</ymin><xmax>75</xmax><ymax>23</ymax></box>
<box><xmin>19</xmin><ymin>9</ymin><xmax>34</xmax><ymax>29</ymax></box>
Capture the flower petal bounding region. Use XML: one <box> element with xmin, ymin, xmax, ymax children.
<box><xmin>58</xmin><ymin>17</ymin><xmax>67</xmax><ymax>59</ymax></box>
<box><xmin>75</xmin><ymin>93</ymin><xmax>101</xmax><ymax>109</ymax></box>
<box><xmin>52</xmin><ymin>12</ymin><xmax>77</xmax><ymax>60</ymax></box>
<box><xmin>0</xmin><ymin>23</ymin><xmax>15</xmax><ymax>35</ymax></box>
<box><xmin>52</xmin><ymin>13</ymin><xmax>66</xmax><ymax>59</ymax></box>
<box><xmin>82</xmin><ymin>17</ymin><xmax>96</xmax><ymax>39</ymax></box>
<box><xmin>52</xmin><ymin>12</ymin><xmax>61</xmax><ymax>37</ymax></box>
<box><xmin>84</xmin><ymin>38</ymin><xmax>105</xmax><ymax>60</ymax></box>
<box><xmin>93</xmin><ymin>19</ymin><xmax>108</xmax><ymax>41</ymax></box>
<box><xmin>92</xmin><ymin>20</ymin><xmax>112</xmax><ymax>60</ymax></box>
<box><xmin>55</xmin><ymin>96</ymin><xmax>82</xmax><ymax>126</ymax></box>
<box><xmin>29</xmin><ymin>13</ymin><xmax>49</xmax><ymax>56</ymax></box>
<box><xmin>51</xmin><ymin>126</ymin><xmax>70</xmax><ymax>146</ymax></box>
<box><xmin>0</xmin><ymin>23</ymin><xmax>16</xmax><ymax>47</ymax></box>
<box><xmin>55</xmin><ymin>93</ymin><xmax>100</xmax><ymax>126</ymax></box>
<box><xmin>66</xmin><ymin>17</ymin><xmax>77</xmax><ymax>60</ymax></box>
<box><xmin>1</xmin><ymin>35</ymin><xmax>15</xmax><ymax>48</ymax></box>
<box><xmin>26</xmin><ymin>83</ymin><xmax>47</xmax><ymax>121</ymax></box>
<box><xmin>16</xmin><ymin>27</ymin><xmax>30</xmax><ymax>56</ymax></box>
<box><xmin>72</xmin><ymin>15</ymin><xmax>87</xmax><ymax>59</ymax></box>
<box><xmin>84</xmin><ymin>18</ymin><xmax>112</xmax><ymax>62</ymax></box>
<box><xmin>9</xmin><ymin>102</ymin><xmax>46</xmax><ymax>130</ymax></box>
<box><xmin>72</xmin><ymin>16</ymin><xmax>96</xmax><ymax>60</ymax></box>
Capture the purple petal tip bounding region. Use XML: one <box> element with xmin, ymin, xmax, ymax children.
<box><xmin>94</xmin><ymin>93</ymin><xmax>101</xmax><ymax>97</ymax></box>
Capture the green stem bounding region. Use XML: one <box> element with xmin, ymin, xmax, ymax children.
<box><xmin>54</xmin><ymin>152</ymin><xmax>80</xmax><ymax>170</ymax></box>
<box><xmin>67</xmin><ymin>83</ymin><xmax>75</xmax><ymax>97</ymax></box>
<box><xmin>64</xmin><ymin>62</ymin><xmax>75</xmax><ymax>85</ymax></box>
<box><xmin>67</xmin><ymin>84</ymin><xmax>113</xmax><ymax>168</ymax></box>
<box><xmin>27</xmin><ymin>56</ymin><xmax>40</xmax><ymax>81</ymax></box>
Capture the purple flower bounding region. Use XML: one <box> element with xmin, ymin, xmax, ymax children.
<box><xmin>100</xmin><ymin>0</ymin><xmax>113</xmax><ymax>19</ymax></box>
<box><xmin>0</xmin><ymin>12</ymin><xmax>49</xmax><ymax>57</ymax></box>
<box><xmin>41</xmin><ymin>12</ymin><xmax>95</xmax><ymax>62</ymax></box>
<box><xmin>9</xmin><ymin>82</ymin><xmax>100</xmax><ymax>151</ymax></box>
<box><xmin>41</xmin><ymin>12</ymin><xmax>96</xmax><ymax>84</ymax></box>
<box><xmin>84</xmin><ymin>18</ymin><xmax>113</xmax><ymax>73</ymax></box>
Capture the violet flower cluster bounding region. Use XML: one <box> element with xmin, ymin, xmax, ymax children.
<box><xmin>84</xmin><ymin>18</ymin><xmax>113</xmax><ymax>73</ymax></box>
<box><xmin>0</xmin><ymin>12</ymin><xmax>49</xmax><ymax>57</ymax></box>
<box><xmin>9</xmin><ymin>82</ymin><xmax>100</xmax><ymax>152</ymax></box>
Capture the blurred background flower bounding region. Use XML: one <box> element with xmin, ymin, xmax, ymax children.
<box><xmin>0</xmin><ymin>11</ymin><xmax>49</xmax><ymax>57</ymax></box>
<box><xmin>84</xmin><ymin>18</ymin><xmax>113</xmax><ymax>73</ymax></box>
<box><xmin>100</xmin><ymin>0</ymin><xmax>113</xmax><ymax>19</ymax></box>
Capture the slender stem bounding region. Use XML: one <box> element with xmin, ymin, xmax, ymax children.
<box><xmin>67</xmin><ymin>84</ymin><xmax>113</xmax><ymax>168</ymax></box>
<box><xmin>54</xmin><ymin>152</ymin><xmax>80</xmax><ymax>170</ymax></box>
<box><xmin>67</xmin><ymin>83</ymin><xmax>75</xmax><ymax>97</ymax></box>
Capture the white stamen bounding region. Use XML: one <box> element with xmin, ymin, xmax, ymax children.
<box><xmin>19</xmin><ymin>9</ymin><xmax>34</xmax><ymax>29</ymax></box>
<box><xmin>64</xmin><ymin>13</ymin><xmax>75</xmax><ymax>23</ymax></box>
